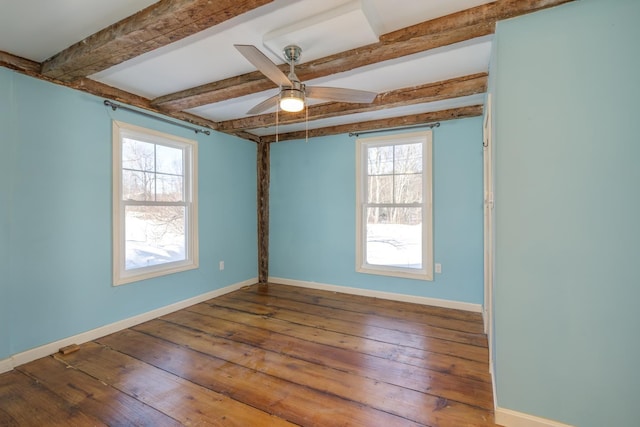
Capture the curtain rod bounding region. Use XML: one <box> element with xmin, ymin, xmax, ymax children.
<box><xmin>349</xmin><ymin>122</ymin><xmax>440</xmax><ymax>138</ymax></box>
<box><xmin>103</xmin><ymin>100</ymin><xmax>211</xmax><ymax>136</ymax></box>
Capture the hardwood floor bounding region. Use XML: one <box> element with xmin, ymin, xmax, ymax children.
<box><xmin>0</xmin><ymin>283</ymin><xmax>500</xmax><ymax>426</ymax></box>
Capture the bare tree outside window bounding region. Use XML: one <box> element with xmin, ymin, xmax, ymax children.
<box><xmin>365</xmin><ymin>142</ymin><xmax>424</xmax><ymax>269</ymax></box>
<box><xmin>121</xmin><ymin>138</ymin><xmax>187</xmax><ymax>270</ymax></box>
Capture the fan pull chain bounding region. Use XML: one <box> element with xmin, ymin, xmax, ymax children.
<box><xmin>275</xmin><ymin>102</ymin><xmax>279</xmax><ymax>143</ymax></box>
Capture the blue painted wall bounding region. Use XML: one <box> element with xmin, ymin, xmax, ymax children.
<box><xmin>270</xmin><ymin>118</ymin><xmax>484</xmax><ymax>304</ymax></box>
<box><xmin>493</xmin><ymin>0</ymin><xmax>640</xmax><ymax>426</ymax></box>
<box><xmin>0</xmin><ymin>68</ymin><xmax>14</xmax><ymax>360</ymax></box>
<box><xmin>0</xmin><ymin>68</ymin><xmax>257</xmax><ymax>360</ymax></box>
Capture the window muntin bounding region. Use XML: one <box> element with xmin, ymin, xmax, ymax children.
<box><xmin>356</xmin><ymin>131</ymin><xmax>433</xmax><ymax>280</ymax></box>
<box><xmin>113</xmin><ymin>121</ymin><xmax>198</xmax><ymax>285</ymax></box>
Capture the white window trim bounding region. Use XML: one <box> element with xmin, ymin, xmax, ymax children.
<box><xmin>355</xmin><ymin>130</ymin><xmax>433</xmax><ymax>281</ymax></box>
<box><xmin>112</xmin><ymin>120</ymin><xmax>199</xmax><ymax>286</ymax></box>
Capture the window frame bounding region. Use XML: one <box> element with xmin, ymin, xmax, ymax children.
<box><xmin>112</xmin><ymin>120</ymin><xmax>199</xmax><ymax>286</ymax></box>
<box><xmin>355</xmin><ymin>130</ymin><xmax>433</xmax><ymax>281</ymax></box>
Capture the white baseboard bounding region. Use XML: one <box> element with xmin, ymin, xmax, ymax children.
<box><xmin>495</xmin><ymin>408</ymin><xmax>575</xmax><ymax>427</ymax></box>
<box><xmin>0</xmin><ymin>357</ymin><xmax>12</xmax><ymax>373</ymax></box>
<box><xmin>0</xmin><ymin>278</ymin><xmax>256</xmax><ymax>374</ymax></box>
<box><xmin>268</xmin><ymin>276</ymin><xmax>483</xmax><ymax>313</ymax></box>
<box><xmin>490</xmin><ymin>358</ymin><xmax>497</xmax><ymax>411</ymax></box>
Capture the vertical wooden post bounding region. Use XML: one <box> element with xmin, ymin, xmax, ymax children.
<box><xmin>257</xmin><ymin>140</ymin><xmax>270</xmax><ymax>286</ymax></box>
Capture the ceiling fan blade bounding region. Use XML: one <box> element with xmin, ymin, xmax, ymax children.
<box><xmin>247</xmin><ymin>94</ymin><xmax>279</xmax><ymax>115</ymax></box>
<box><xmin>234</xmin><ymin>44</ymin><xmax>292</xmax><ymax>87</ymax></box>
<box><xmin>306</xmin><ymin>86</ymin><xmax>377</xmax><ymax>104</ymax></box>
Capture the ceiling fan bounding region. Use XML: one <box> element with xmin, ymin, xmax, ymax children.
<box><xmin>235</xmin><ymin>44</ymin><xmax>377</xmax><ymax>115</ymax></box>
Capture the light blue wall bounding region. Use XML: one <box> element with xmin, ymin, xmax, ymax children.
<box><xmin>0</xmin><ymin>68</ymin><xmax>257</xmax><ymax>360</ymax></box>
<box><xmin>0</xmin><ymin>68</ymin><xmax>14</xmax><ymax>359</ymax></box>
<box><xmin>493</xmin><ymin>1</ymin><xmax>640</xmax><ymax>426</ymax></box>
<box><xmin>270</xmin><ymin>118</ymin><xmax>484</xmax><ymax>304</ymax></box>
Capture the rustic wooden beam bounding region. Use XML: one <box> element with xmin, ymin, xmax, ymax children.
<box><xmin>1</xmin><ymin>56</ymin><xmax>219</xmax><ymax>132</ymax></box>
<box><xmin>230</xmin><ymin>130</ymin><xmax>262</xmax><ymax>144</ymax></box>
<box><xmin>152</xmin><ymin>68</ymin><xmax>283</xmax><ymax>112</ymax></box>
<box><xmin>217</xmin><ymin>73</ymin><xmax>487</xmax><ymax>133</ymax></box>
<box><xmin>379</xmin><ymin>0</ymin><xmax>573</xmax><ymax>44</ymax></box>
<box><xmin>257</xmin><ymin>141</ymin><xmax>270</xmax><ymax>284</ymax></box>
<box><xmin>151</xmin><ymin>0</ymin><xmax>573</xmax><ymax>112</ymax></box>
<box><xmin>494</xmin><ymin>0</ymin><xmax>575</xmax><ymax>20</ymax></box>
<box><xmin>0</xmin><ymin>51</ymin><xmax>40</xmax><ymax>74</ymax></box>
<box><xmin>41</xmin><ymin>0</ymin><xmax>273</xmax><ymax>82</ymax></box>
<box><xmin>260</xmin><ymin>105</ymin><xmax>484</xmax><ymax>144</ymax></box>
<box><xmin>68</xmin><ymin>79</ymin><xmax>219</xmax><ymax>130</ymax></box>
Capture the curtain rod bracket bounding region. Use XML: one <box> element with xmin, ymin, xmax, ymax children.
<box><xmin>103</xmin><ymin>100</ymin><xmax>211</xmax><ymax>135</ymax></box>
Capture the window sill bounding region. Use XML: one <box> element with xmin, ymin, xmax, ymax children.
<box><xmin>357</xmin><ymin>264</ymin><xmax>433</xmax><ymax>281</ymax></box>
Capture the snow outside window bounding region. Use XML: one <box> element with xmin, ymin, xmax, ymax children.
<box><xmin>356</xmin><ymin>131</ymin><xmax>433</xmax><ymax>281</ymax></box>
<box><xmin>112</xmin><ymin>121</ymin><xmax>198</xmax><ymax>285</ymax></box>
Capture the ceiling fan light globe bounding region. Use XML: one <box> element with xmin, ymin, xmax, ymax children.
<box><xmin>280</xmin><ymin>89</ymin><xmax>305</xmax><ymax>112</ymax></box>
<box><xmin>280</xmin><ymin>97</ymin><xmax>304</xmax><ymax>112</ymax></box>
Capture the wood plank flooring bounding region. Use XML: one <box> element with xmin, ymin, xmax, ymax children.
<box><xmin>0</xmin><ymin>283</ymin><xmax>500</xmax><ymax>426</ymax></box>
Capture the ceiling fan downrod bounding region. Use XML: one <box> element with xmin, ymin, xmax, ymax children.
<box><xmin>283</xmin><ymin>44</ymin><xmax>302</xmax><ymax>82</ymax></box>
<box><xmin>279</xmin><ymin>44</ymin><xmax>305</xmax><ymax>112</ymax></box>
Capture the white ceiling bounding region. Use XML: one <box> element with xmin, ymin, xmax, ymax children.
<box><xmin>0</xmin><ymin>0</ymin><xmax>494</xmax><ymax>137</ymax></box>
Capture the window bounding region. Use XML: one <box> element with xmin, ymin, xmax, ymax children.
<box><xmin>356</xmin><ymin>131</ymin><xmax>433</xmax><ymax>280</ymax></box>
<box><xmin>113</xmin><ymin>121</ymin><xmax>198</xmax><ymax>285</ymax></box>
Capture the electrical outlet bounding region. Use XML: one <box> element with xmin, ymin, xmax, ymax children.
<box><xmin>219</xmin><ymin>261</ymin><xmax>224</xmax><ymax>271</ymax></box>
<box><xmin>435</xmin><ymin>263</ymin><xmax>442</xmax><ymax>274</ymax></box>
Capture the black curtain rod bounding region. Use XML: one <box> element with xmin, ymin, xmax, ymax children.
<box><xmin>349</xmin><ymin>122</ymin><xmax>440</xmax><ymax>138</ymax></box>
<box><xmin>104</xmin><ymin>100</ymin><xmax>211</xmax><ymax>136</ymax></box>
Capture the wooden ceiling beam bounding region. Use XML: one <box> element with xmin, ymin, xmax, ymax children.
<box><xmin>230</xmin><ymin>130</ymin><xmax>262</xmax><ymax>143</ymax></box>
<box><xmin>379</xmin><ymin>0</ymin><xmax>573</xmax><ymax>44</ymax></box>
<box><xmin>1</xmin><ymin>53</ymin><xmax>219</xmax><ymax>132</ymax></box>
<box><xmin>260</xmin><ymin>105</ymin><xmax>484</xmax><ymax>144</ymax></box>
<box><xmin>0</xmin><ymin>50</ymin><xmax>40</xmax><ymax>74</ymax></box>
<box><xmin>151</xmin><ymin>0</ymin><xmax>573</xmax><ymax>112</ymax></box>
<box><xmin>494</xmin><ymin>0</ymin><xmax>575</xmax><ymax>21</ymax></box>
<box><xmin>40</xmin><ymin>0</ymin><xmax>273</xmax><ymax>82</ymax></box>
<box><xmin>217</xmin><ymin>73</ymin><xmax>487</xmax><ymax>133</ymax></box>
<box><xmin>68</xmin><ymin>78</ymin><xmax>220</xmax><ymax>131</ymax></box>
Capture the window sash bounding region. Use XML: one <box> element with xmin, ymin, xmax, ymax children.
<box><xmin>123</xmin><ymin>200</ymin><xmax>187</xmax><ymax>207</ymax></box>
<box><xmin>123</xmin><ymin>204</ymin><xmax>188</xmax><ymax>270</ymax></box>
<box><xmin>364</xmin><ymin>202</ymin><xmax>423</xmax><ymax>208</ymax></box>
